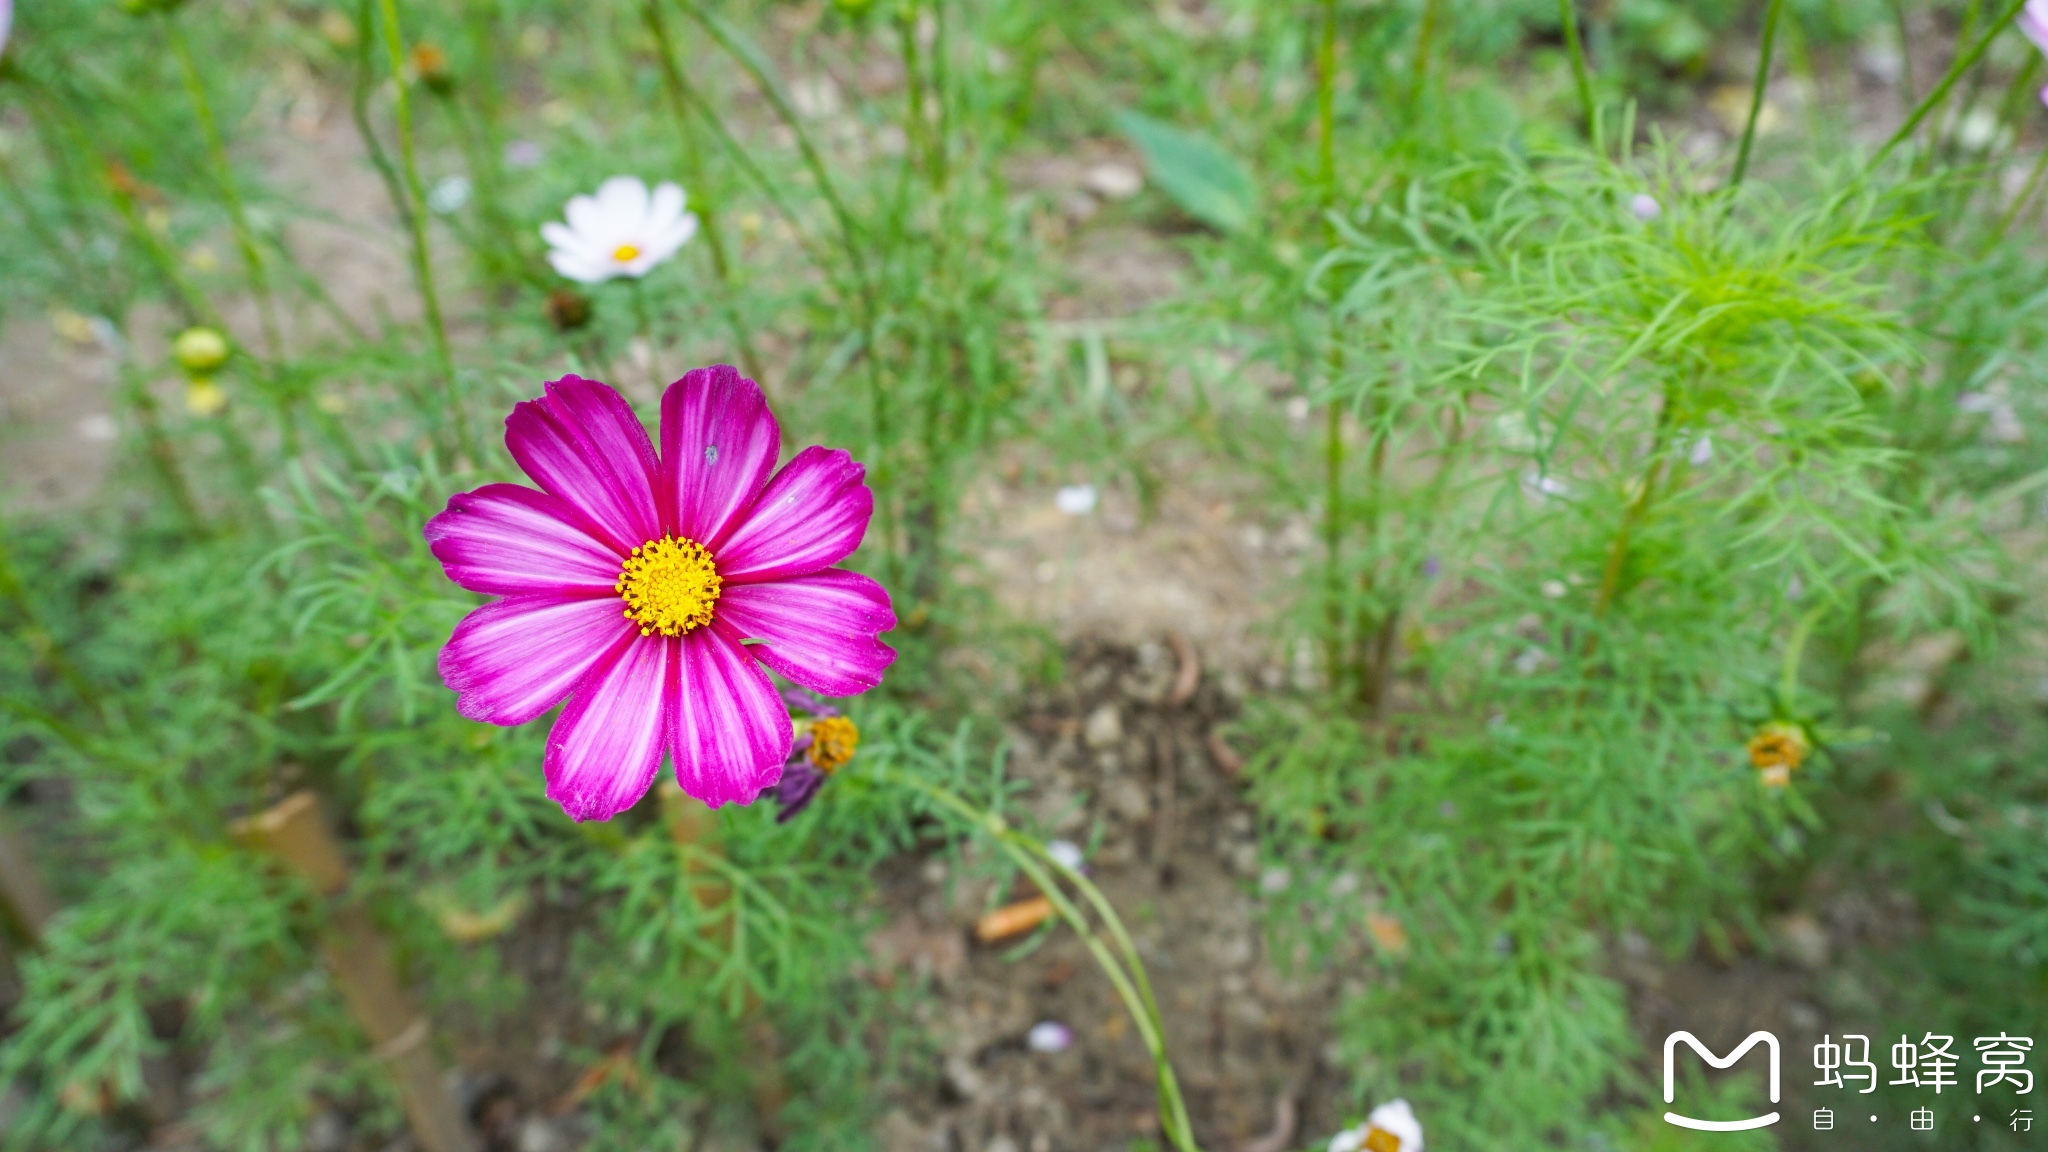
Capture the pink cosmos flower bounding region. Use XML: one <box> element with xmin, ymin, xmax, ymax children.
<box><xmin>425</xmin><ymin>366</ymin><xmax>897</xmax><ymax>821</ymax></box>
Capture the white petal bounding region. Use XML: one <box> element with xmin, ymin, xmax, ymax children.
<box><xmin>547</xmin><ymin>248</ymin><xmax>616</xmax><ymax>284</ymax></box>
<box><xmin>645</xmin><ymin>181</ymin><xmax>687</xmax><ymax>232</ymax></box>
<box><xmin>595</xmin><ymin>176</ymin><xmax>650</xmax><ymax>224</ymax></box>
<box><xmin>563</xmin><ymin>192</ymin><xmax>610</xmax><ymax>242</ymax></box>
<box><xmin>540</xmin><ymin>221</ymin><xmax>602</xmax><ymax>262</ymax></box>
<box><xmin>652</xmin><ymin>212</ymin><xmax>699</xmax><ymax>252</ymax></box>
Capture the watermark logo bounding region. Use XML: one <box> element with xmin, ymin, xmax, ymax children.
<box><xmin>1663</xmin><ymin>1030</ymin><xmax>1782</xmax><ymax>1132</ymax></box>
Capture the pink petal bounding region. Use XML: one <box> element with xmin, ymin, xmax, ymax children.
<box><xmin>544</xmin><ymin>631</ymin><xmax>672</xmax><ymax>822</ymax></box>
<box><xmin>715</xmin><ymin>447</ymin><xmax>874</xmax><ymax>583</ymax></box>
<box><xmin>715</xmin><ymin>570</ymin><xmax>897</xmax><ymax>696</ymax></box>
<box><xmin>426</xmin><ymin>483</ymin><xmax>623</xmax><ymax>597</ymax></box>
<box><xmin>439</xmin><ymin>596</ymin><xmax>636</xmax><ymax>726</ymax></box>
<box><xmin>670</xmin><ymin>628</ymin><xmax>792</xmax><ymax>808</ymax></box>
<box><xmin>504</xmin><ymin>376</ymin><xmax>662</xmax><ymax>555</ymax></box>
<box><xmin>658</xmin><ymin>365</ymin><xmax>782</xmax><ymax>548</ymax></box>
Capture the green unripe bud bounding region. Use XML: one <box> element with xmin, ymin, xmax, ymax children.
<box><xmin>173</xmin><ymin>326</ymin><xmax>230</xmax><ymax>374</ymax></box>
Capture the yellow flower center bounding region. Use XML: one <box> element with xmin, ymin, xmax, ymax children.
<box><xmin>807</xmin><ymin>716</ymin><xmax>859</xmax><ymax>773</ymax></box>
<box><xmin>612</xmin><ymin>243</ymin><xmax>642</xmax><ymax>263</ymax></box>
<box><xmin>1363</xmin><ymin>1128</ymin><xmax>1403</xmax><ymax>1152</ymax></box>
<box><xmin>616</xmin><ymin>535</ymin><xmax>721</xmax><ymax>637</ymax></box>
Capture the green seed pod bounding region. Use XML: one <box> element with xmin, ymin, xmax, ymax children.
<box><xmin>173</xmin><ymin>326</ymin><xmax>230</xmax><ymax>374</ymax></box>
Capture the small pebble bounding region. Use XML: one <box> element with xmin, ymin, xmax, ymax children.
<box><xmin>1056</xmin><ymin>484</ymin><xmax>1098</xmax><ymax>515</ymax></box>
<box><xmin>1046</xmin><ymin>840</ymin><xmax>1085</xmax><ymax>871</ymax></box>
<box><xmin>1027</xmin><ymin>1021</ymin><xmax>1074</xmax><ymax>1053</ymax></box>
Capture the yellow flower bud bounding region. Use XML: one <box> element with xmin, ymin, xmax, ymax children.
<box><xmin>173</xmin><ymin>326</ymin><xmax>230</xmax><ymax>374</ymax></box>
<box><xmin>184</xmin><ymin>379</ymin><xmax>227</xmax><ymax>416</ymax></box>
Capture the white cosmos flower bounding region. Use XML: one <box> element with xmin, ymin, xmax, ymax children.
<box><xmin>1329</xmin><ymin>1099</ymin><xmax>1424</xmax><ymax>1152</ymax></box>
<box><xmin>541</xmin><ymin>176</ymin><xmax>698</xmax><ymax>284</ymax></box>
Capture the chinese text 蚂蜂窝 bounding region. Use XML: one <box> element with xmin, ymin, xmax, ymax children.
<box><xmin>1812</xmin><ymin>1033</ymin><xmax>2033</xmax><ymax>1094</ymax></box>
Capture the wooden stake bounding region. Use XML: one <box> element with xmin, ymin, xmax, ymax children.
<box><xmin>238</xmin><ymin>792</ymin><xmax>475</xmax><ymax>1152</ymax></box>
<box><xmin>659</xmin><ymin>780</ymin><xmax>790</xmax><ymax>1141</ymax></box>
<box><xmin>0</xmin><ymin>814</ymin><xmax>57</xmax><ymax>947</ymax></box>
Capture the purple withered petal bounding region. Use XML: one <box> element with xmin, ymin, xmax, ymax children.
<box><xmin>774</xmin><ymin>761</ymin><xmax>827</xmax><ymax>822</ymax></box>
<box><xmin>780</xmin><ymin>684</ymin><xmax>838</xmax><ymax>718</ymax></box>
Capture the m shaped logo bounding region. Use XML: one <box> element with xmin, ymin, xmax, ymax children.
<box><xmin>1662</xmin><ymin>1031</ymin><xmax>1782</xmax><ymax>1132</ymax></box>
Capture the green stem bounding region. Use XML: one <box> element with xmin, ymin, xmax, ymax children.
<box><xmin>641</xmin><ymin>0</ymin><xmax>766</xmax><ymax>386</ymax></box>
<box><xmin>1888</xmin><ymin>0</ymin><xmax>1917</xmax><ymax>108</ymax></box>
<box><xmin>886</xmin><ymin>772</ymin><xmax>1199</xmax><ymax>1152</ymax></box>
<box><xmin>120</xmin><ymin>359</ymin><xmax>209</xmax><ymax>535</ymax></box>
<box><xmin>628</xmin><ymin>277</ymin><xmax>661</xmax><ymax>390</ymax></box>
<box><xmin>166</xmin><ymin>16</ymin><xmax>283</xmax><ymax>362</ymax></box>
<box><xmin>1317</xmin><ymin>0</ymin><xmax>1338</xmax><ymax>197</ymax></box>
<box><xmin>1558</xmin><ymin>0</ymin><xmax>1596</xmax><ymax>139</ymax></box>
<box><xmin>1318</xmin><ymin>0</ymin><xmax>1346</xmax><ymax>692</ymax></box>
<box><xmin>374</xmin><ymin>0</ymin><xmax>476</xmax><ymax>463</ymax></box>
<box><xmin>1410</xmin><ymin>0</ymin><xmax>1443</xmax><ymax>104</ymax></box>
<box><xmin>1780</xmin><ymin>605</ymin><xmax>1826</xmax><ymax>711</ymax></box>
<box><xmin>1729</xmin><ymin>0</ymin><xmax>1785</xmax><ymax>191</ymax></box>
<box><xmin>1867</xmin><ymin>0</ymin><xmax>2028</xmax><ymax>172</ymax></box>
<box><xmin>1593</xmin><ymin>385</ymin><xmax>1677</xmax><ymax>616</ymax></box>
<box><xmin>680</xmin><ymin>1</ymin><xmax>868</xmax><ymax>287</ymax></box>
<box><xmin>0</xmin><ymin>535</ymin><xmax>104</xmax><ymax>721</ymax></box>
<box><xmin>1986</xmin><ymin>142</ymin><xmax>2048</xmax><ymax>249</ymax></box>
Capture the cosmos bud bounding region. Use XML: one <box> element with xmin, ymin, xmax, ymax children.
<box><xmin>173</xmin><ymin>326</ymin><xmax>230</xmax><ymax>374</ymax></box>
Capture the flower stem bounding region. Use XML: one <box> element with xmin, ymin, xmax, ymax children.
<box><xmin>1867</xmin><ymin>0</ymin><xmax>2028</xmax><ymax>172</ymax></box>
<box><xmin>640</xmin><ymin>0</ymin><xmax>767</xmax><ymax>387</ymax></box>
<box><xmin>374</xmin><ymin>0</ymin><xmax>476</xmax><ymax>465</ymax></box>
<box><xmin>1728</xmin><ymin>0</ymin><xmax>1784</xmax><ymax>192</ymax></box>
<box><xmin>628</xmin><ymin>277</ymin><xmax>662</xmax><ymax>391</ymax></box>
<box><xmin>883</xmin><ymin>772</ymin><xmax>1200</xmax><ymax>1152</ymax></box>
<box><xmin>1410</xmin><ymin>0</ymin><xmax>1443</xmax><ymax>104</ymax></box>
<box><xmin>680</xmin><ymin>1</ymin><xmax>868</xmax><ymax>287</ymax></box>
<box><xmin>1557</xmin><ymin>0</ymin><xmax>1596</xmax><ymax>139</ymax></box>
<box><xmin>1317</xmin><ymin>0</ymin><xmax>1349</xmax><ymax>692</ymax></box>
<box><xmin>1987</xmin><ymin>142</ymin><xmax>2048</xmax><ymax>249</ymax></box>
<box><xmin>166</xmin><ymin>15</ymin><xmax>283</xmax><ymax>364</ymax></box>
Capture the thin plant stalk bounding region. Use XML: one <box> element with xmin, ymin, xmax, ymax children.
<box><xmin>640</xmin><ymin>0</ymin><xmax>766</xmax><ymax>385</ymax></box>
<box><xmin>883</xmin><ymin>770</ymin><xmax>1199</xmax><ymax>1152</ymax></box>
<box><xmin>1987</xmin><ymin>142</ymin><xmax>2048</xmax><ymax>248</ymax></box>
<box><xmin>373</xmin><ymin>0</ymin><xmax>476</xmax><ymax>464</ymax></box>
<box><xmin>627</xmin><ymin>277</ymin><xmax>662</xmax><ymax>391</ymax></box>
<box><xmin>0</xmin><ymin>535</ymin><xmax>103</xmax><ymax>722</ymax></box>
<box><xmin>1889</xmin><ymin>0</ymin><xmax>1918</xmax><ymax>107</ymax></box>
<box><xmin>1558</xmin><ymin>0</ymin><xmax>1596</xmax><ymax>139</ymax></box>
<box><xmin>165</xmin><ymin>15</ymin><xmax>283</xmax><ymax>363</ymax></box>
<box><xmin>1316</xmin><ymin>0</ymin><xmax>1352</xmax><ymax>693</ymax></box>
<box><xmin>1728</xmin><ymin>0</ymin><xmax>1785</xmax><ymax>191</ymax></box>
<box><xmin>1868</xmin><ymin>0</ymin><xmax>2028</xmax><ymax>171</ymax></box>
<box><xmin>1410</xmin><ymin>0</ymin><xmax>1443</xmax><ymax>104</ymax></box>
<box><xmin>679</xmin><ymin>1</ymin><xmax>899</xmax><ymax>585</ymax></box>
<box><xmin>680</xmin><ymin>1</ymin><xmax>868</xmax><ymax>286</ymax></box>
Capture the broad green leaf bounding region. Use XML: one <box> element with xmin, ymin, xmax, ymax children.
<box><xmin>1113</xmin><ymin>109</ymin><xmax>1258</xmax><ymax>234</ymax></box>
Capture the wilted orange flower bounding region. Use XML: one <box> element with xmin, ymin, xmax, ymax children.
<box><xmin>1747</xmin><ymin>721</ymin><xmax>1810</xmax><ymax>788</ymax></box>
